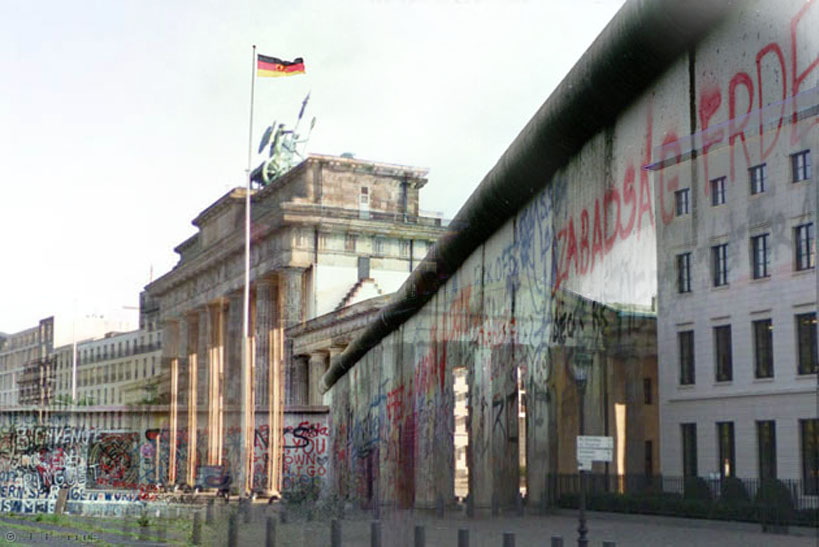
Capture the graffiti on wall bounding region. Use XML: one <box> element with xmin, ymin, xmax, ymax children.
<box><xmin>283</xmin><ymin>419</ymin><xmax>329</xmax><ymax>492</ymax></box>
<box><xmin>86</xmin><ymin>432</ymin><xmax>139</xmax><ymax>489</ymax></box>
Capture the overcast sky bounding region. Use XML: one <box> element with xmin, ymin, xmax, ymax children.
<box><xmin>0</xmin><ymin>0</ymin><xmax>625</xmax><ymax>334</ymax></box>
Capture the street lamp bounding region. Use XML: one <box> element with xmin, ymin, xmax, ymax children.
<box><xmin>571</xmin><ymin>348</ymin><xmax>593</xmax><ymax>547</ymax></box>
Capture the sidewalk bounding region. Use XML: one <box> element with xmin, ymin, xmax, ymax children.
<box><xmin>200</xmin><ymin>504</ymin><xmax>819</xmax><ymax>546</ymax></box>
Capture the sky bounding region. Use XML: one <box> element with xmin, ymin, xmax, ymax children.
<box><xmin>0</xmin><ymin>0</ymin><xmax>625</xmax><ymax>334</ymax></box>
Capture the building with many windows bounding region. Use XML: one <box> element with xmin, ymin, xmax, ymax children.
<box><xmin>655</xmin><ymin>0</ymin><xmax>817</xmax><ymax>489</ymax></box>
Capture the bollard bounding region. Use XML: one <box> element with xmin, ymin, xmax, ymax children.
<box><xmin>602</xmin><ymin>542</ymin><xmax>616</xmax><ymax>547</ymax></box>
<box><xmin>435</xmin><ymin>495</ymin><xmax>444</xmax><ymax>518</ymax></box>
<box><xmin>457</xmin><ymin>528</ymin><xmax>469</xmax><ymax>547</ymax></box>
<box><xmin>502</xmin><ymin>531</ymin><xmax>515</xmax><ymax>547</ymax></box>
<box><xmin>515</xmin><ymin>493</ymin><xmax>524</xmax><ymax>516</ymax></box>
<box><xmin>414</xmin><ymin>524</ymin><xmax>425</xmax><ymax>547</ymax></box>
<box><xmin>244</xmin><ymin>499</ymin><xmax>252</xmax><ymax>524</ymax></box>
<box><xmin>192</xmin><ymin>511</ymin><xmax>202</xmax><ymax>545</ymax></box>
<box><xmin>466</xmin><ymin>494</ymin><xmax>474</xmax><ymax>518</ymax></box>
<box><xmin>330</xmin><ymin>519</ymin><xmax>341</xmax><ymax>547</ymax></box>
<box><xmin>228</xmin><ymin>512</ymin><xmax>239</xmax><ymax>547</ymax></box>
<box><xmin>265</xmin><ymin>516</ymin><xmax>276</xmax><ymax>547</ymax></box>
<box><xmin>371</xmin><ymin>520</ymin><xmax>382</xmax><ymax>547</ymax></box>
<box><xmin>550</xmin><ymin>536</ymin><xmax>563</xmax><ymax>547</ymax></box>
<box><xmin>491</xmin><ymin>493</ymin><xmax>499</xmax><ymax>517</ymax></box>
<box><xmin>206</xmin><ymin>499</ymin><xmax>214</xmax><ymax>525</ymax></box>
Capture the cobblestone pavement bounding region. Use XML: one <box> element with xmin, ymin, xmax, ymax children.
<box><xmin>198</xmin><ymin>503</ymin><xmax>818</xmax><ymax>547</ymax></box>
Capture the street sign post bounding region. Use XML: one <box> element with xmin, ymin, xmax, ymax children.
<box><xmin>577</xmin><ymin>435</ymin><xmax>613</xmax><ymax>470</ymax></box>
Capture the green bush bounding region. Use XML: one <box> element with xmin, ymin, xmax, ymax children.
<box><xmin>720</xmin><ymin>477</ymin><xmax>750</xmax><ymax>504</ymax></box>
<box><xmin>683</xmin><ymin>477</ymin><xmax>712</xmax><ymax>501</ymax></box>
<box><xmin>754</xmin><ymin>479</ymin><xmax>794</xmax><ymax>510</ymax></box>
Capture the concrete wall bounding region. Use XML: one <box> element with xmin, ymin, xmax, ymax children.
<box><xmin>322</xmin><ymin>0</ymin><xmax>815</xmax><ymax>512</ymax></box>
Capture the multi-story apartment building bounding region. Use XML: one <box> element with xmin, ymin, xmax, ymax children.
<box><xmin>0</xmin><ymin>318</ymin><xmax>53</xmax><ymax>410</ymax></box>
<box><xmin>655</xmin><ymin>0</ymin><xmax>817</xmax><ymax>488</ymax></box>
<box><xmin>50</xmin><ymin>326</ymin><xmax>164</xmax><ymax>430</ymax></box>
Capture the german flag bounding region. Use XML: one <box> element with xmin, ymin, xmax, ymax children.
<box><xmin>257</xmin><ymin>55</ymin><xmax>305</xmax><ymax>78</ymax></box>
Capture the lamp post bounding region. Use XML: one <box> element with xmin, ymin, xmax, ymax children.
<box><xmin>571</xmin><ymin>349</ymin><xmax>593</xmax><ymax>547</ymax></box>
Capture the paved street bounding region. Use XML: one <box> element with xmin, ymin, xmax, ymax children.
<box><xmin>198</xmin><ymin>504</ymin><xmax>818</xmax><ymax>547</ymax></box>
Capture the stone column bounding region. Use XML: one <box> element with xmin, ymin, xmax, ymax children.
<box><xmin>280</xmin><ymin>268</ymin><xmax>304</xmax><ymax>406</ymax></box>
<box><xmin>255</xmin><ymin>279</ymin><xmax>276</xmax><ymax>493</ymax></box>
<box><xmin>196</xmin><ymin>307</ymin><xmax>210</xmax><ymax>470</ymax></box>
<box><xmin>308</xmin><ymin>352</ymin><xmax>328</xmax><ymax>406</ymax></box>
<box><xmin>225</xmin><ymin>292</ymin><xmax>244</xmax><ymax>489</ymax></box>
<box><xmin>163</xmin><ymin>320</ymin><xmax>180</xmax><ymax>486</ymax></box>
<box><xmin>291</xmin><ymin>356</ymin><xmax>309</xmax><ymax>405</ymax></box>
<box><xmin>206</xmin><ymin>302</ymin><xmax>225</xmax><ymax>466</ymax></box>
<box><xmin>186</xmin><ymin>313</ymin><xmax>199</xmax><ymax>486</ymax></box>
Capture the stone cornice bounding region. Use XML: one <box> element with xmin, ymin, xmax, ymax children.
<box><xmin>192</xmin><ymin>188</ymin><xmax>250</xmax><ymax>228</ymax></box>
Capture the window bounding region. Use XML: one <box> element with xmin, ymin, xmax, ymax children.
<box><xmin>344</xmin><ymin>234</ymin><xmax>356</xmax><ymax>252</ymax></box>
<box><xmin>675</xmin><ymin>188</ymin><xmax>690</xmax><ymax>215</ymax></box>
<box><xmin>714</xmin><ymin>325</ymin><xmax>732</xmax><ymax>382</ymax></box>
<box><xmin>800</xmin><ymin>419</ymin><xmax>819</xmax><ymax>495</ymax></box>
<box><xmin>792</xmin><ymin>150</ymin><xmax>812</xmax><ymax>182</ymax></box>
<box><xmin>318</xmin><ymin>233</ymin><xmax>328</xmax><ymax>250</ymax></box>
<box><xmin>757</xmin><ymin>421</ymin><xmax>777</xmax><ymax>480</ymax></box>
<box><xmin>717</xmin><ymin>422</ymin><xmax>735</xmax><ymax>478</ymax></box>
<box><xmin>751</xmin><ymin>234</ymin><xmax>770</xmax><ymax>279</ymax></box>
<box><xmin>749</xmin><ymin>163</ymin><xmax>766</xmax><ymax>194</ymax></box>
<box><xmin>374</xmin><ymin>237</ymin><xmax>386</xmax><ymax>256</ymax></box>
<box><xmin>797</xmin><ymin>312</ymin><xmax>818</xmax><ymax>375</ymax></box>
<box><xmin>711</xmin><ymin>176</ymin><xmax>726</xmax><ymax>205</ymax></box>
<box><xmin>795</xmin><ymin>223</ymin><xmax>815</xmax><ymax>271</ymax></box>
<box><xmin>399</xmin><ymin>240</ymin><xmax>411</xmax><ymax>259</ymax></box>
<box><xmin>679</xmin><ymin>330</ymin><xmax>695</xmax><ymax>385</ymax></box>
<box><xmin>643</xmin><ymin>378</ymin><xmax>653</xmax><ymax>405</ymax></box>
<box><xmin>712</xmin><ymin>244</ymin><xmax>728</xmax><ymax>286</ymax></box>
<box><xmin>753</xmin><ymin>319</ymin><xmax>773</xmax><ymax>378</ymax></box>
<box><xmin>681</xmin><ymin>423</ymin><xmax>698</xmax><ymax>477</ymax></box>
<box><xmin>645</xmin><ymin>440</ymin><xmax>654</xmax><ymax>477</ymax></box>
<box><xmin>677</xmin><ymin>252</ymin><xmax>692</xmax><ymax>293</ymax></box>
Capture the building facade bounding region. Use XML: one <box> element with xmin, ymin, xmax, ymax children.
<box><xmin>144</xmin><ymin>153</ymin><xmax>446</xmax><ymax>494</ymax></box>
<box><xmin>655</xmin><ymin>0</ymin><xmax>818</xmax><ymax>487</ymax></box>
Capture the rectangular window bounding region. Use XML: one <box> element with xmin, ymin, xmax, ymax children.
<box><xmin>643</xmin><ymin>378</ymin><xmax>652</xmax><ymax>405</ymax></box>
<box><xmin>753</xmin><ymin>319</ymin><xmax>773</xmax><ymax>378</ymax></box>
<box><xmin>750</xmin><ymin>163</ymin><xmax>766</xmax><ymax>194</ymax></box>
<box><xmin>751</xmin><ymin>234</ymin><xmax>770</xmax><ymax>279</ymax></box>
<box><xmin>675</xmin><ymin>188</ymin><xmax>690</xmax><ymax>216</ymax></box>
<box><xmin>797</xmin><ymin>312</ymin><xmax>818</xmax><ymax>375</ymax></box>
<box><xmin>717</xmin><ymin>422</ymin><xmax>735</xmax><ymax>478</ymax></box>
<box><xmin>714</xmin><ymin>325</ymin><xmax>733</xmax><ymax>382</ymax></box>
<box><xmin>711</xmin><ymin>176</ymin><xmax>726</xmax><ymax>206</ymax></box>
<box><xmin>712</xmin><ymin>244</ymin><xmax>728</xmax><ymax>286</ymax></box>
<box><xmin>792</xmin><ymin>150</ymin><xmax>812</xmax><ymax>182</ymax></box>
<box><xmin>679</xmin><ymin>330</ymin><xmax>695</xmax><ymax>385</ymax></box>
<box><xmin>399</xmin><ymin>240</ymin><xmax>411</xmax><ymax>258</ymax></box>
<box><xmin>677</xmin><ymin>252</ymin><xmax>692</xmax><ymax>293</ymax></box>
<box><xmin>757</xmin><ymin>420</ymin><xmax>777</xmax><ymax>481</ymax></box>
<box><xmin>795</xmin><ymin>223</ymin><xmax>815</xmax><ymax>271</ymax></box>
<box><xmin>645</xmin><ymin>440</ymin><xmax>654</xmax><ymax>477</ymax></box>
<box><xmin>344</xmin><ymin>234</ymin><xmax>357</xmax><ymax>252</ymax></box>
<box><xmin>800</xmin><ymin>419</ymin><xmax>819</xmax><ymax>495</ymax></box>
<box><xmin>374</xmin><ymin>237</ymin><xmax>386</xmax><ymax>256</ymax></box>
<box><xmin>682</xmin><ymin>423</ymin><xmax>698</xmax><ymax>477</ymax></box>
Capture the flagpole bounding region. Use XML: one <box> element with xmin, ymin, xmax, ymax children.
<box><xmin>240</xmin><ymin>44</ymin><xmax>256</xmax><ymax>498</ymax></box>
